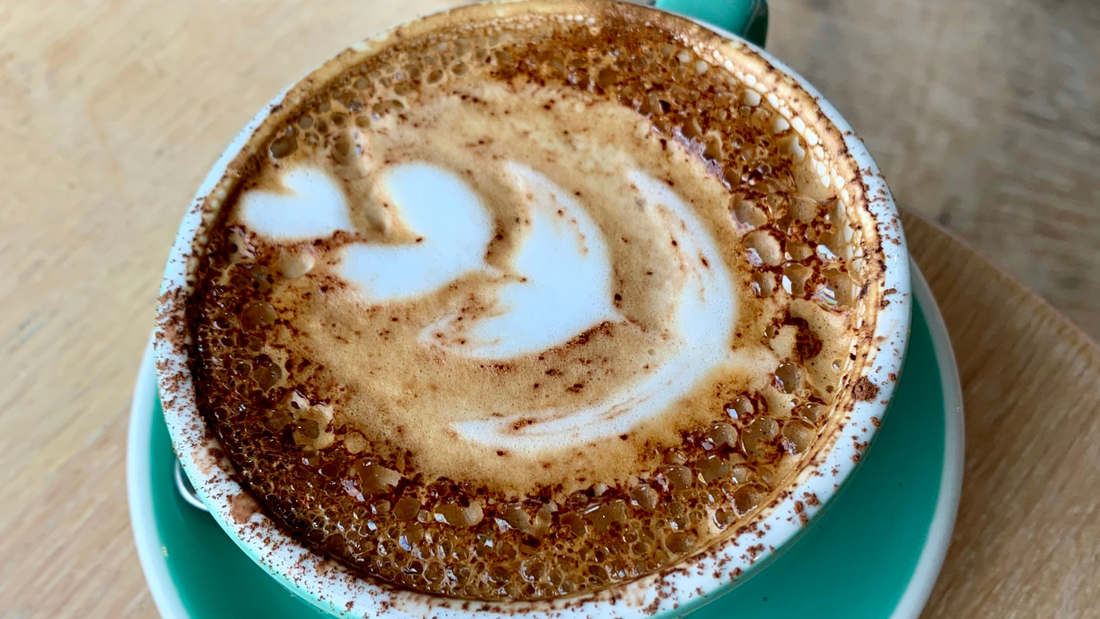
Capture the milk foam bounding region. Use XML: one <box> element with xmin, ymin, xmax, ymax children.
<box><xmin>339</xmin><ymin>163</ymin><xmax>495</xmax><ymax>302</ymax></box>
<box><xmin>452</xmin><ymin>169</ymin><xmax>736</xmax><ymax>452</ymax></box>
<box><xmin>240</xmin><ymin>167</ymin><xmax>353</xmax><ymax>240</ymax></box>
<box><xmin>422</xmin><ymin>162</ymin><xmax>623</xmax><ymax>358</ymax></box>
<box><xmin>220</xmin><ymin>54</ymin><xmax>857</xmax><ymax>501</ymax></box>
<box><xmin>239</xmin><ymin>157</ymin><xmax>737</xmax><ymax>454</ymax></box>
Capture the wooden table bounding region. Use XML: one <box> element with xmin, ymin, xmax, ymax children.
<box><xmin>1</xmin><ymin>1</ymin><xmax>1097</xmax><ymax>617</ymax></box>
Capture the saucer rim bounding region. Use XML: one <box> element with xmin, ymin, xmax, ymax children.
<box><xmin>887</xmin><ymin>262</ymin><xmax>964</xmax><ymax>619</ymax></box>
<box><xmin>128</xmin><ymin>335</ymin><xmax>190</xmax><ymax>619</ymax></box>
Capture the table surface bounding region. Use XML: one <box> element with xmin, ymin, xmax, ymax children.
<box><xmin>1</xmin><ymin>1</ymin><xmax>1098</xmax><ymax>618</ymax></box>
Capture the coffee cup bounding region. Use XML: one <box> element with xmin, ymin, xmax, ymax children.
<box><xmin>155</xmin><ymin>1</ymin><xmax>910</xmax><ymax>617</ymax></box>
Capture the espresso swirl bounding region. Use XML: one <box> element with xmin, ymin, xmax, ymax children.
<box><xmin>186</xmin><ymin>3</ymin><xmax>877</xmax><ymax>602</ymax></box>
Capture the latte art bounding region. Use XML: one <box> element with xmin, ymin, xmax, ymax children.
<box><xmin>239</xmin><ymin>145</ymin><xmax>735</xmax><ymax>454</ymax></box>
<box><xmin>414</xmin><ymin>162</ymin><xmax>625</xmax><ymax>361</ymax></box>
<box><xmin>183</xmin><ymin>2</ymin><xmax>884</xmax><ymax>603</ymax></box>
<box><xmin>454</xmin><ymin>166</ymin><xmax>737</xmax><ymax>451</ymax></box>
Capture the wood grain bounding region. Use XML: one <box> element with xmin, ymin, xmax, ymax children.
<box><xmin>0</xmin><ymin>1</ymin><xmax>1097</xmax><ymax>618</ymax></box>
<box><xmin>904</xmin><ymin>212</ymin><xmax>1100</xmax><ymax>618</ymax></box>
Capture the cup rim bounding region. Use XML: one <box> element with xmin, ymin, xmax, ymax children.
<box><xmin>154</xmin><ymin>2</ymin><xmax>911</xmax><ymax>617</ymax></box>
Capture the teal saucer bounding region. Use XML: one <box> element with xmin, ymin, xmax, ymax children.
<box><xmin>128</xmin><ymin>262</ymin><xmax>962</xmax><ymax>619</ymax></box>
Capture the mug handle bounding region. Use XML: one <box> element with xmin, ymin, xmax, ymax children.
<box><xmin>653</xmin><ymin>0</ymin><xmax>769</xmax><ymax>47</ymax></box>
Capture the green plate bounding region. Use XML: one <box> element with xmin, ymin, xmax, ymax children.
<box><xmin>128</xmin><ymin>263</ymin><xmax>962</xmax><ymax>619</ymax></box>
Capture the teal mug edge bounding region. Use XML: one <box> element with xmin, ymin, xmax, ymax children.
<box><xmin>653</xmin><ymin>0</ymin><xmax>769</xmax><ymax>47</ymax></box>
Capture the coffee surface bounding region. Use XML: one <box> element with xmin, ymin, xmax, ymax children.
<box><xmin>186</xmin><ymin>1</ymin><xmax>878</xmax><ymax>602</ymax></box>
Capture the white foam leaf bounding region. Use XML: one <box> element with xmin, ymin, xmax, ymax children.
<box><xmin>422</xmin><ymin>163</ymin><xmax>622</xmax><ymax>358</ymax></box>
<box><xmin>239</xmin><ymin>167</ymin><xmax>354</xmax><ymax>240</ymax></box>
<box><xmin>337</xmin><ymin>163</ymin><xmax>493</xmax><ymax>302</ymax></box>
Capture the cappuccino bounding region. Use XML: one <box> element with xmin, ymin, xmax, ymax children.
<box><xmin>183</xmin><ymin>0</ymin><xmax>882</xmax><ymax>602</ymax></box>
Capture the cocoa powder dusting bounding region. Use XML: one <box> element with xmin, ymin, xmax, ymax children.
<box><xmin>852</xmin><ymin>376</ymin><xmax>879</xmax><ymax>401</ymax></box>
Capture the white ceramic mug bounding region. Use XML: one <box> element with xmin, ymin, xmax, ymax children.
<box><xmin>155</xmin><ymin>2</ymin><xmax>911</xmax><ymax>617</ymax></box>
